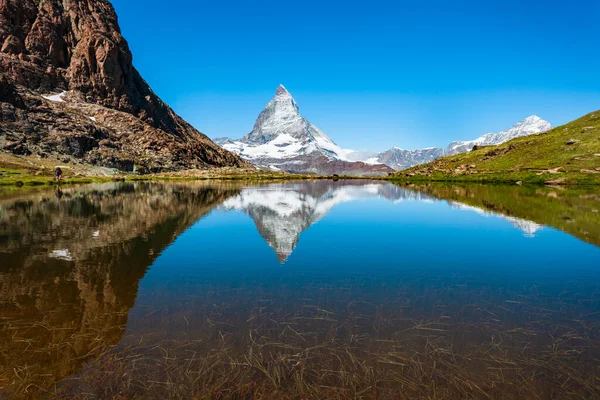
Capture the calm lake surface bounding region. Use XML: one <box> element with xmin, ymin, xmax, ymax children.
<box><xmin>1</xmin><ymin>180</ymin><xmax>600</xmax><ymax>399</ymax></box>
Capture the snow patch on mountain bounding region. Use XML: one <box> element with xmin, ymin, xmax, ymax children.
<box><xmin>42</xmin><ymin>91</ymin><xmax>67</xmax><ymax>103</ymax></box>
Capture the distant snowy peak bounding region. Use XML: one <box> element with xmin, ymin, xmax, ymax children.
<box><xmin>222</xmin><ymin>85</ymin><xmax>349</xmax><ymax>162</ymax></box>
<box><xmin>375</xmin><ymin>147</ymin><xmax>444</xmax><ymax>170</ymax></box>
<box><xmin>445</xmin><ymin>115</ymin><xmax>552</xmax><ymax>156</ymax></box>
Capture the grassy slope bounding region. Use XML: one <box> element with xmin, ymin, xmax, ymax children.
<box><xmin>388</xmin><ymin>110</ymin><xmax>600</xmax><ymax>184</ymax></box>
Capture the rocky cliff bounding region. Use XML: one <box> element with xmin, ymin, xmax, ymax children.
<box><xmin>0</xmin><ymin>0</ymin><xmax>249</xmax><ymax>171</ymax></box>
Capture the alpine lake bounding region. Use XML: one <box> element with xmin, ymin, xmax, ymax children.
<box><xmin>1</xmin><ymin>180</ymin><xmax>600</xmax><ymax>399</ymax></box>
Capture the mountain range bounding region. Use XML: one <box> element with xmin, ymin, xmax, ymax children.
<box><xmin>218</xmin><ymin>85</ymin><xmax>553</xmax><ymax>174</ymax></box>
<box><xmin>0</xmin><ymin>0</ymin><xmax>555</xmax><ymax>177</ymax></box>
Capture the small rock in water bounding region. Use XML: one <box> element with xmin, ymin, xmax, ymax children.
<box><xmin>515</xmin><ymin>181</ymin><xmax>523</xmax><ymax>185</ymax></box>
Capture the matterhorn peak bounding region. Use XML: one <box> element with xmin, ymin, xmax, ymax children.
<box><xmin>276</xmin><ymin>84</ymin><xmax>291</xmax><ymax>97</ymax></box>
<box><xmin>217</xmin><ymin>85</ymin><xmax>393</xmax><ymax>175</ymax></box>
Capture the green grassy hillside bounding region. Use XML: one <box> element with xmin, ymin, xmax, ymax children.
<box><xmin>390</xmin><ymin>110</ymin><xmax>600</xmax><ymax>184</ymax></box>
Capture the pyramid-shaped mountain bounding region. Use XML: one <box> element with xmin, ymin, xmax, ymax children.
<box><xmin>218</xmin><ymin>85</ymin><xmax>392</xmax><ymax>176</ymax></box>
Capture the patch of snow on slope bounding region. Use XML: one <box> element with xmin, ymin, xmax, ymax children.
<box><xmin>42</xmin><ymin>91</ymin><xmax>67</xmax><ymax>103</ymax></box>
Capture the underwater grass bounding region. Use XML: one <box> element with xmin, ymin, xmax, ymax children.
<box><xmin>4</xmin><ymin>277</ymin><xmax>599</xmax><ymax>399</ymax></box>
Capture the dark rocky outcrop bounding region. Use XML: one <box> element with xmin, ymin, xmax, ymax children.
<box><xmin>0</xmin><ymin>0</ymin><xmax>249</xmax><ymax>171</ymax></box>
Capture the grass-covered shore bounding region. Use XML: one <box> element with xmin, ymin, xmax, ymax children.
<box><xmin>0</xmin><ymin>152</ymin><xmax>321</xmax><ymax>188</ymax></box>
<box><xmin>383</xmin><ymin>170</ymin><xmax>600</xmax><ymax>185</ymax></box>
<box><xmin>0</xmin><ymin>168</ymin><xmax>316</xmax><ymax>187</ymax></box>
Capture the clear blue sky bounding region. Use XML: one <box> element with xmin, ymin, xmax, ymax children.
<box><xmin>111</xmin><ymin>0</ymin><xmax>600</xmax><ymax>151</ymax></box>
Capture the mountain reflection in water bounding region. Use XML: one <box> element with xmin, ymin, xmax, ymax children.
<box><xmin>222</xmin><ymin>181</ymin><xmax>547</xmax><ymax>262</ymax></box>
<box><xmin>0</xmin><ymin>181</ymin><xmax>599</xmax><ymax>399</ymax></box>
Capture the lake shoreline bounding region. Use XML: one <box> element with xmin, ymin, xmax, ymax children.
<box><xmin>2</xmin><ymin>151</ymin><xmax>600</xmax><ymax>188</ymax></box>
<box><xmin>4</xmin><ymin>169</ymin><xmax>600</xmax><ymax>189</ymax></box>
<box><xmin>381</xmin><ymin>171</ymin><xmax>600</xmax><ymax>186</ymax></box>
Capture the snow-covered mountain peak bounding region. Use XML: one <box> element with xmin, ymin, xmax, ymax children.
<box><xmin>523</xmin><ymin>115</ymin><xmax>542</xmax><ymax>122</ymax></box>
<box><xmin>510</xmin><ymin>115</ymin><xmax>550</xmax><ymax>132</ymax></box>
<box><xmin>275</xmin><ymin>84</ymin><xmax>292</xmax><ymax>98</ymax></box>
<box><xmin>220</xmin><ymin>85</ymin><xmax>354</xmax><ymax>164</ymax></box>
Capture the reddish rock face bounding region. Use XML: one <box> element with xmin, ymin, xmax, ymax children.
<box><xmin>0</xmin><ymin>0</ymin><xmax>250</xmax><ymax>171</ymax></box>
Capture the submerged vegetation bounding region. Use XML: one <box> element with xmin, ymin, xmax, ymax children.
<box><xmin>25</xmin><ymin>277</ymin><xmax>600</xmax><ymax>399</ymax></box>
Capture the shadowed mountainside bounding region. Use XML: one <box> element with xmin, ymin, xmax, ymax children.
<box><xmin>0</xmin><ymin>0</ymin><xmax>249</xmax><ymax>172</ymax></box>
